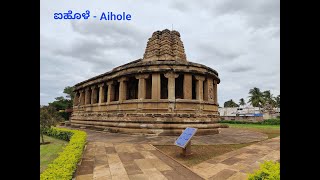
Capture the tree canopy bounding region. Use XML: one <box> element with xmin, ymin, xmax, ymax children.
<box><xmin>40</xmin><ymin>105</ymin><xmax>63</xmax><ymax>143</ymax></box>
<box><xmin>221</xmin><ymin>87</ymin><xmax>280</xmax><ymax>108</ymax></box>
<box><xmin>275</xmin><ymin>95</ymin><xmax>280</xmax><ymax>108</ymax></box>
<box><xmin>224</xmin><ymin>99</ymin><xmax>239</xmax><ymax>107</ymax></box>
<box><xmin>239</xmin><ymin>98</ymin><xmax>246</xmax><ymax>106</ymax></box>
<box><xmin>248</xmin><ymin>87</ymin><xmax>265</xmax><ymax>108</ymax></box>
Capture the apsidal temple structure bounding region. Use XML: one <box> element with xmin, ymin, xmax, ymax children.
<box><xmin>71</xmin><ymin>29</ymin><xmax>227</xmax><ymax>135</ymax></box>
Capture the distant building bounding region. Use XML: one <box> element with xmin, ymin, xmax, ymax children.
<box><xmin>219</xmin><ymin>106</ymin><xmax>279</xmax><ymax>121</ymax></box>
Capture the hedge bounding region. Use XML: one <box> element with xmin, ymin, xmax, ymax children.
<box><xmin>248</xmin><ymin>160</ymin><xmax>280</xmax><ymax>180</ymax></box>
<box><xmin>40</xmin><ymin>127</ymin><xmax>87</xmax><ymax>180</ymax></box>
<box><xmin>219</xmin><ymin>118</ymin><xmax>280</xmax><ymax>125</ymax></box>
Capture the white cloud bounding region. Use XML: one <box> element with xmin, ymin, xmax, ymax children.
<box><xmin>40</xmin><ymin>0</ymin><xmax>279</xmax><ymax>105</ymax></box>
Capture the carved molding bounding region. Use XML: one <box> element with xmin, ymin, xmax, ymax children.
<box><xmin>135</xmin><ymin>74</ymin><xmax>150</xmax><ymax>79</ymax></box>
<box><xmin>98</xmin><ymin>83</ymin><xmax>105</xmax><ymax>87</ymax></box>
<box><xmin>107</xmin><ymin>81</ymin><xmax>114</xmax><ymax>86</ymax></box>
<box><xmin>195</xmin><ymin>75</ymin><xmax>205</xmax><ymax>81</ymax></box>
<box><xmin>118</xmin><ymin>77</ymin><xmax>129</xmax><ymax>82</ymax></box>
<box><xmin>164</xmin><ymin>72</ymin><xmax>179</xmax><ymax>79</ymax></box>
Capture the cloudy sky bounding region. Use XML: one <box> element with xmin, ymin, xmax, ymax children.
<box><xmin>40</xmin><ymin>0</ymin><xmax>279</xmax><ymax>106</ymax></box>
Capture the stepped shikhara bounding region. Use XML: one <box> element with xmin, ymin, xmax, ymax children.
<box><xmin>70</xmin><ymin>29</ymin><xmax>227</xmax><ymax>136</ymax></box>
<box><xmin>143</xmin><ymin>29</ymin><xmax>187</xmax><ymax>61</ymax></box>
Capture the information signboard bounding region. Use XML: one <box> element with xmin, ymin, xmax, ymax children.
<box><xmin>174</xmin><ymin>127</ymin><xmax>197</xmax><ymax>148</ymax></box>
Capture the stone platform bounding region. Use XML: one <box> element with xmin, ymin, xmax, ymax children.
<box><xmin>66</xmin><ymin>127</ymin><xmax>268</xmax><ymax>145</ymax></box>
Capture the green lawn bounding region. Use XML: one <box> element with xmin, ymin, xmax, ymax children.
<box><xmin>40</xmin><ymin>135</ymin><xmax>68</xmax><ymax>173</ymax></box>
<box><xmin>224</xmin><ymin>123</ymin><xmax>280</xmax><ymax>139</ymax></box>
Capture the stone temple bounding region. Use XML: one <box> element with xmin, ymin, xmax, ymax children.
<box><xmin>71</xmin><ymin>29</ymin><xmax>227</xmax><ymax>135</ymax></box>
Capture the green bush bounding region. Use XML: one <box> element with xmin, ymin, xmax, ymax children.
<box><xmin>40</xmin><ymin>127</ymin><xmax>87</xmax><ymax>180</ymax></box>
<box><xmin>219</xmin><ymin>118</ymin><xmax>280</xmax><ymax>125</ymax></box>
<box><xmin>44</xmin><ymin>127</ymin><xmax>73</xmax><ymax>141</ymax></box>
<box><xmin>261</xmin><ymin>119</ymin><xmax>280</xmax><ymax>125</ymax></box>
<box><xmin>248</xmin><ymin>161</ymin><xmax>280</xmax><ymax>180</ymax></box>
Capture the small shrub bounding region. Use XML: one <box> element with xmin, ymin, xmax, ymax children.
<box><xmin>248</xmin><ymin>160</ymin><xmax>280</xmax><ymax>180</ymax></box>
<box><xmin>261</xmin><ymin>119</ymin><xmax>280</xmax><ymax>125</ymax></box>
<box><xmin>40</xmin><ymin>127</ymin><xmax>87</xmax><ymax>180</ymax></box>
<box><xmin>219</xmin><ymin>118</ymin><xmax>280</xmax><ymax>125</ymax></box>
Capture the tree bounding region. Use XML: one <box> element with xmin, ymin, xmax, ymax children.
<box><xmin>275</xmin><ymin>95</ymin><xmax>280</xmax><ymax>108</ymax></box>
<box><xmin>63</xmin><ymin>86</ymin><xmax>75</xmax><ymax>102</ymax></box>
<box><xmin>263</xmin><ymin>90</ymin><xmax>276</xmax><ymax>108</ymax></box>
<box><xmin>248</xmin><ymin>87</ymin><xmax>265</xmax><ymax>107</ymax></box>
<box><xmin>40</xmin><ymin>106</ymin><xmax>63</xmax><ymax>144</ymax></box>
<box><xmin>239</xmin><ymin>98</ymin><xmax>246</xmax><ymax>106</ymax></box>
<box><xmin>224</xmin><ymin>99</ymin><xmax>239</xmax><ymax>107</ymax></box>
<box><xmin>48</xmin><ymin>86</ymin><xmax>75</xmax><ymax>120</ymax></box>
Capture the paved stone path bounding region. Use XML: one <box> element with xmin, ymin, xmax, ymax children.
<box><xmin>70</xmin><ymin>127</ymin><xmax>267</xmax><ymax>145</ymax></box>
<box><xmin>191</xmin><ymin>137</ymin><xmax>280</xmax><ymax>180</ymax></box>
<box><xmin>67</xmin><ymin>126</ymin><xmax>277</xmax><ymax>180</ymax></box>
<box><xmin>75</xmin><ymin>142</ymin><xmax>203</xmax><ymax>180</ymax></box>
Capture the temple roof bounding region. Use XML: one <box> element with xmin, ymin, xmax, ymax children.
<box><xmin>143</xmin><ymin>29</ymin><xmax>187</xmax><ymax>62</ymax></box>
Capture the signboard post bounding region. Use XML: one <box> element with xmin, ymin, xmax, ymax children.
<box><xmin>174</xmin><ymin>127</ymin><xmax>197</xmax><ymax>156</ymax></box>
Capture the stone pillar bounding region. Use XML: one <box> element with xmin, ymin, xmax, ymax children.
<box><xmin>98</xmin><ymin>83</ymin><xmax>105</xmax><ymax>104</ymax></box>
<box><xmin>206</xmin><ymin>78</ymin><xmax>214</xmax><ymax>102</ymax></box>
<box><xmin>183</xmin><ymin>74</ymin><xmax>192</xmax><ymax>99</ymax></box>
<box><xmin>79</xmin><ymin>90</ymin><xmax>85</xmax><ymax>105</ymax></box>
<box><xmin>195</xmin><ymin>76</ymin><xmax>205</xmax><ymax>101</ymax></box>
<box><xmin>164</xmin><ymin>72</ymin><xmax>179</xmax><ymax>100</ymax></box>
<box><xmin>118</xmin><ymin>77</ymin><xmax>128</xmax><ymax>102</ymax></box>
<box><xmin>84</xmin><ymin>87</ymin><xmax>91</xmax><ymax>104</ymax></box>
<box><xmin>214</xmin><ymin>79</ymin><xmax>218</xmax><ymax>104</ymax></box>
<box><xmin>73</xmin><ymin>91</ymin><xmax>79</xmax><ymax>106</ymax></box>
<box><xmin>91</xmin><ymin>86</ymin><xmax>97</xmax><ymax>104</ymax></box>
<box><xmin>136</xmin><ymin>74</ymin><xmax>149</xmax><ymax>100</ymax></box>
<box><xmin>152</xmin><ymin>73</ymin><xmax>161</xmax><ymax>100</ymax></box>
<box><xmin>107</xmin><ymin>81</ymin><xmax>114</xmax><ymax>103</ymax></box>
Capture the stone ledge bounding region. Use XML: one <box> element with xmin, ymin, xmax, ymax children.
<box><xmin>70</xmin><ymin>119</ymin><xmax>226</xmax><ymax>129</ymax></box>
<box><xmin>70</xmin><ymin>123</ymin><xmax>220</xmax><ymax>136</ymax></box>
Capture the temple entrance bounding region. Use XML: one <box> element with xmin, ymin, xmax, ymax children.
<box><xmin>104</xmin><ymin>85</ymin><xmax>108</xmax><ymax>102</ymax></box>
<box><xmin>175</xmin><ymin>74</ymin><xmax>184</xmax><ymax>99</ymax></box>
<box><xmin>192</xmin><ymin>75</ymin><xmax>196</xmax><ymax>99</ymax></box>
<box><xmin>146</xmin><ymin>75</ymin><xmax>152</xmax><ymax>99</ymax></box>
<box><xmin>160</xmin><ymin>74</ymin><xmax>168</xmax><ymax>99</ymax></box>
<box><xmin>96</xmin><ymin>88</ymin><xmax>100</xmax><ymax>103</ymax></box>
<box><xmin>87</xmin><ymin>90</ymin><xmax>92</xmax><ymax>104</ymax></box>
<box><xmin>114</xmin><ymin>81</ymin><xmax>119</xmax><ymax>101</ymax></box>
<box><xmin>127</xmin><ymin>77</ymin><xmax>138</xmax><ymax>100</ymax></box>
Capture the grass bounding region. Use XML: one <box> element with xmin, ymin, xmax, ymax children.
<box><xmin>224</xmin><ymin>123</ymin><xmax>280</xmax><ymax>139</ymax></box>
<box><xmin>40</xmin><ymin>135</ymin><xmax>68</xmax><ymax>173</ymax></box>
<box><xmin>155</xmin><ymin>143</ymin><xmax>253</xmax><ymax>167</ymax></box>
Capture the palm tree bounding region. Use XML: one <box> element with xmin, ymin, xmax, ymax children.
<box><xmin>248</xmin><ymin>87</ymin><xmax>265</xmax><ymax>107</ymax></box>
<box><xmin>239</xmin><ymin>98</ymin><xmax>246</xmax><ymax>106</ymax></box>
<box><xmin>263</xmin><ymin>90</ymin><xmax>276</xmax><ymax>107</ymax></box>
